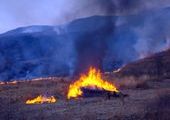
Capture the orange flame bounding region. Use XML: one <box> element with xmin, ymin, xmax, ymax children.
<box><xmin>67</xmin><ymin>67</ymin><xmax>119</xmax><ymax>99</ymax></box>
<box><xmin>26</xmin><ymin>95</ymin><xmax>57</xmax><ymax>104</ymax></box>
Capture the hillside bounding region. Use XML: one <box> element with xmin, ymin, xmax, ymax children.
<box><xmin>117</xmin><ymin>49</ymin><xmax>170</xmax><ymax>80</ymax></box>
<box><xmin>1</xmin><ymin>7</ymin><xmax>170</xmax><ymax>81</ymax></box>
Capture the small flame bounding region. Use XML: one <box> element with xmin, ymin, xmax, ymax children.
<box><xmin>26</xmin><ymin>95</ymin><xmax>57</xmax><ymax>104</ymax></box>
<box><xmin>0</xmin><ymin>81</ymin><xmax>17</xmax><ymax>85</ymax></box>
<box><xmin>113</xmin><ymin>68</ymin><xmax>122</xmax><ymax>73</ymax></box>
<box><xmin>8</xmin><ymin>81</ymin><xmax>17</xmax><ymax>84</ymax></box>
<box><xmin>0</xmin><ymin>82</ymin><xmax>5</xmax><ymax>85</ymax></box>
<box><xmin>67</xmin><ymin>67</ymin><xmax>119</xmax><ymax>99</ymax></box>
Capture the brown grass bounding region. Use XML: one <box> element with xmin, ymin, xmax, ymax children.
<box><xmin>145</xmin><ymin>89</ymin><xmax>170</xmax><ymax>120</ymax></box>
<box><xmin>111</xmin><ymin>75</ymin><xmax>149</xmax><ymax>90</ymax></box>
<box><xmin>0</xmin><ymin>76</ymin><xmax>169</xmax><ymax>120</ymax></box>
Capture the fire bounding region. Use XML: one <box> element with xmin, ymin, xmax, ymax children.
<box><xmin>0</xmin><ymin>82</ymin><xmax>5</xmax><ymax>85</ymax></box>
<box><xmin>8</xmin><ymin>81</ymin><xmax>17</xmax><ymax>84</ymax></box>
<box><xmin>0</xmin><ymin>81</ymin><xmax>17</xmax><ymax>85</ymax></box>
<box><xmin>26</xmin><ymin>95</ymin><xmax>57</xmax><ymax>104</ymax></box>
<box><xmin>113</xmin><ymin>68</ymin><xmax>122</xmax><ymax>73</ymax></box>
<box><xmin>67</xmin><ymin>67</ymin><xmax>119</xmax><ymax>99</ymax></box>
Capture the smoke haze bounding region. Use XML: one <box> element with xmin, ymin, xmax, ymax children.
<box><xmin>1</xmin><ymin>0</ymin><xmax>170</xmax><ymax>33</ymax></box>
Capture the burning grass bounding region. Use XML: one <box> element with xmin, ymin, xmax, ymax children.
<box><xmin>26</xmin><ymin>95</ymin><xmax>57</xmax><ymax>104</ymax></box>
<box><xmin>67</xmin><ymin>67</ymin><xmax>119</xmax><ymax>99</ymax></box>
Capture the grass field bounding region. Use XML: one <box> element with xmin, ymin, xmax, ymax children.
<box><xmin>0</xmin><ymin>75</ymin><xmax>169</xmax><ymax>120</ymax></box>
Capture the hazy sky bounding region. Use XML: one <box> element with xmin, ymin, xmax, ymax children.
<box><xmin>0</xmin><ymin>0</ymin><xmax>170</xmax><ymax>33</ymax></box>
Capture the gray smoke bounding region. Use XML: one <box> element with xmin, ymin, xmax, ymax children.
<box><xmin>134</xmin><ymin>8</ymin><xmax>170</xmax><ymax>57</ymax></box>
<box><xmin>1</xmin><ymin>0</ymin><xmax>170</xmax><ymax>33</ymax></box>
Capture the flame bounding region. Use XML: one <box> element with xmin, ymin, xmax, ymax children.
<box><xmin>26</xmin><ymin>95</ymin><xmax>57</xmax><ymax>104</ymax></box>
<box><xmin>67</xmin><ymin>67</ymin><xmax>119</xmax><ymax>99</ymax></box>
<box><xmin>8</xmin><ymin>81</ymin><xmax>17</xmax><ymax>84</ymax></box>
<box><xmin>0</xmin><ymin>81</ymin><xmax>17</xmax><ymax>85</ymax></box>
<box><xmin>113</xmin><ymin>68</ymin><xmax>122</xmax><ymax>73</ymax></box>
<box><xmin>0</xmin><ymin>82</ymin><xmax>5</xmax><ymax>85</ymax></box>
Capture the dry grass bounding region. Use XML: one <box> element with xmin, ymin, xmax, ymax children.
<box><xmin>145</xmin><ymin>89</ymin><xmax>170</xmax><ymax>120</ymax></box>
<box><xmin>0</xmin><ymin>77</ymin><xmax>70</xmax><ymax>105</ymax></box>
<box><xmin>116</xmin><ymin>75</ymin><xmax>149</xmax><ymax>89</ymax></box>
<box><xmin>0</xmin><ymin>76</ymin><xmax>169</xmax><ymax>120</ymax></box>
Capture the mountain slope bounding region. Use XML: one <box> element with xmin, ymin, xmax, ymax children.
<box><xmin>118</xmin><ymin>49</ymin><xmax>170</xmax><ymax>79</ymax></box>
<box><xmin>0</xmin><ymin>7</ymin><xmax>170</xmax><ymax>81</ymax></box>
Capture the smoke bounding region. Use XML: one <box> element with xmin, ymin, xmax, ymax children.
<box><xmin>134</xmin><ymin>7</ymin><xmax>170</xmax><ymax>58</ymax></box>
<box><xmin>67</xmin><ymin>0</ymin><xmax>170</xmax><ymax>74</ymax></box>
<box><xmin>1</xmin><ymin>0</ymin><xmax>170</xmax><ymax>33</ymax></box>
<box><xmin>73</xmin><ymin>4</ymin><xmax>170</xmax><ymax>73</ymax></box>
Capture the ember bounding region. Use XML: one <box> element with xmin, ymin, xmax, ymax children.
<box><xmin>67</xmin><ymin>67</ymin><xmax>119</xmax><ymax>99</ymax></box>
<box><xmin>26</xmin><ymin>95</ymin><xmax>57</xmax><ymax>104</ymax></box>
